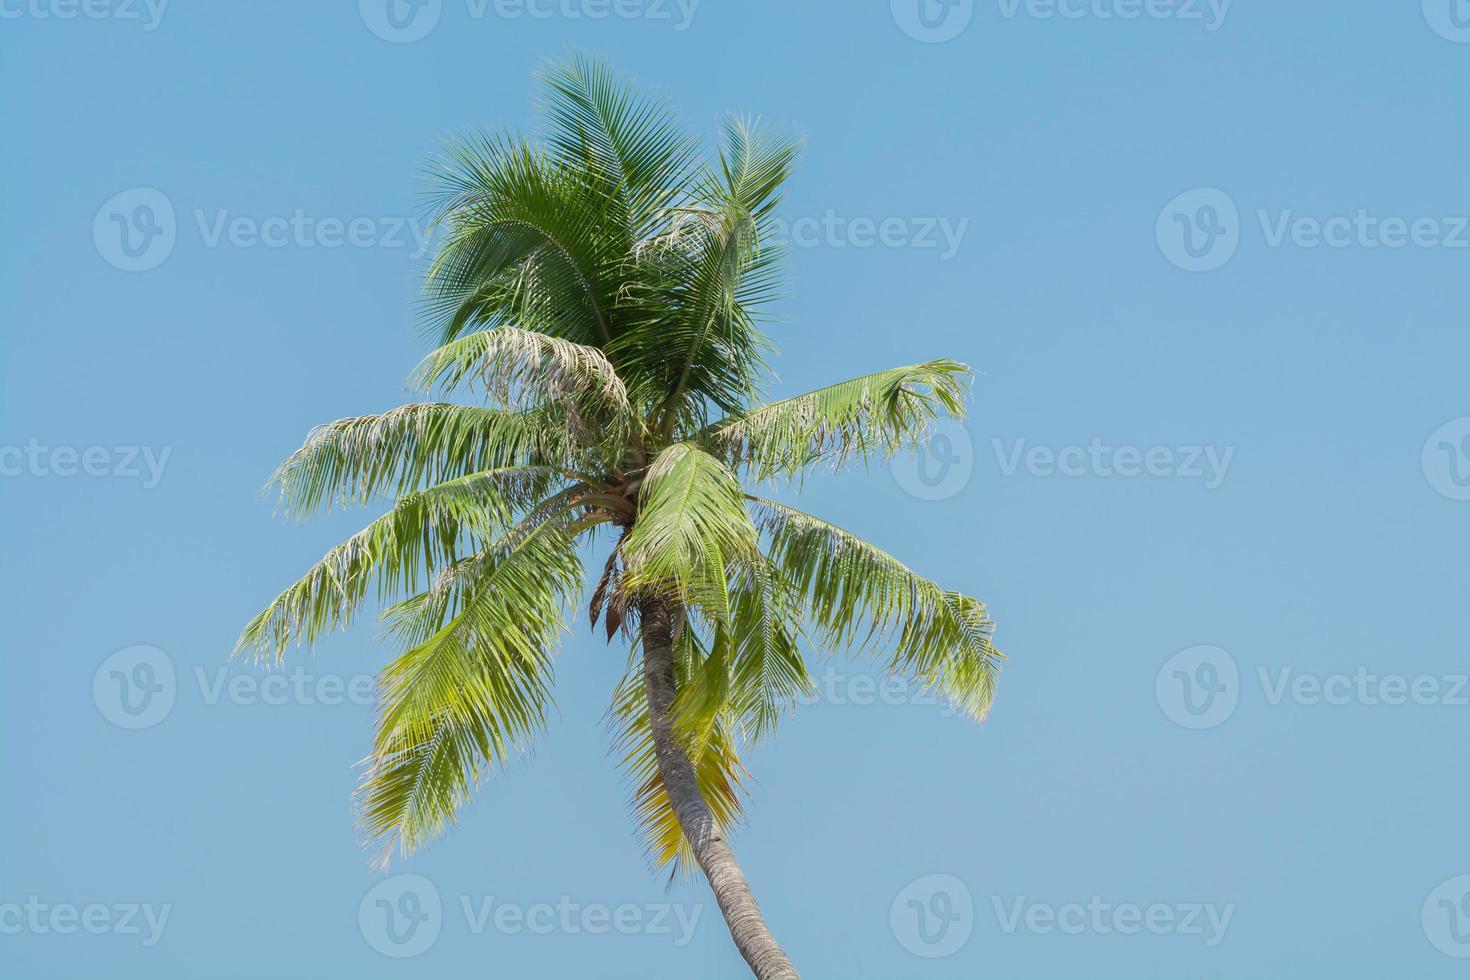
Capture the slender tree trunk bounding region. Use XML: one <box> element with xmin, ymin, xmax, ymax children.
<box><xmin>639</xmin><ymin>598</ymin><xmax>801</xmax><ymax>980</ymax></box>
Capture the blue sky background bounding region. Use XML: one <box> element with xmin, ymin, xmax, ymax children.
<box><xmin>4</xmin><ymin>1</ymin><xmax>1469</xmax><ymax>976</ymax></box>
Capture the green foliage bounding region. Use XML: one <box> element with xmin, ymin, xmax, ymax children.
<box><xmin>239</xmin><ymin>52</ymin><xmax>1001</xmax><ymax>874</ymax></box>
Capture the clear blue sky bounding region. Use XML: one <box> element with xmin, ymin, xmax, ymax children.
<box><xmin>4</xmin><ymin>2</ymin><xmax>1469</xmax><ymax>977</ymax></box>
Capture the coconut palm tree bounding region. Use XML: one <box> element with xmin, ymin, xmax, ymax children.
<box><xmin>237</xmin><ymin>53</ymin><xmax>1001</xmax><ymax>980</ymax></box>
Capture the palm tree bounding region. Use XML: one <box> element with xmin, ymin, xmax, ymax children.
<box><xmin>237</xmin><ymin>53</ymin><xmax>1001</xmax><ymax>980</ymax></box>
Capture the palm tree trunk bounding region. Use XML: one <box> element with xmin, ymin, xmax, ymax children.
<box><xmin>639</xmin><ymin>598</ymin><xmax>801</xmax><ymax>980</ymax></box>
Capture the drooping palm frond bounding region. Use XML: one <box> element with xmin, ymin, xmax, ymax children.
<box><xmin>410</xmin><ymin>325</ymin><xmax>630</xmax><ymax>410</ymax></box>
<box><xmin>610</xmin><ymin>634</ymin><xmax>748</xmax><ymax>876</ymax></box>
<box><xmin>270</xmin><ymin>403</ymin><xmax>573</xmax><ymax>517</ymax></box>
<box><xmin>357</xmin><ymin>514</ymin><xmax>584</xmax><ymax>866</ymax></box>
<box><xmin>706</xmin><ymin>360</ymin><xmax>972</xmax><ymax>479</ymax></box>
<box><xmin>750</xmin><ymin>497</ymin><xmax>1002</xmax><ymax>721</ymax></box>
<box><xmin>621</xmin><ymin>443</ymin><xmax>758</xmax><ymax>623</ymax></box>
<box><xmin>237</xmin><ymin>467</ymin><xmax>568</xmax><ymax>662</ymax></box>
<box><xmin>674</xmin><ymin>556</ymin><xmax>810</xmax><ymax>745</ymax></box>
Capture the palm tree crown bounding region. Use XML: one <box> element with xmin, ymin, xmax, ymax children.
<box><xmin>238</xmin><ymin>52</ymin><xmax>1001</xmax><ymax>978</ymax></box>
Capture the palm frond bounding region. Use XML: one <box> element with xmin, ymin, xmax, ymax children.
<box><xmin>621</xmin><ymin>443</ymin><xmax>757</xmax><ymax>622</ymax></box>
<box><xmin>750</xmin><ymin>496</ymin><xmax>1002</xmax><ymax>721</ymax></box>
<box><xmin>237</xmin><ymin>467</ymin><xmax>568</xmax><ymax>662</ymax></box>
<box><xmin>357</xmin><ymin>514</ymin><xmax>584</xmax><ymax>865</ymax></box>
<box><xmin>610</xmin><ymin>634</ymin><xmax>747</xmax><ymax>876</ymax></box>
<box><xmin>707</xmin><ymin>360</ymin><xmax>971</xmax><ymax>479</ymax></box>
<box><xmin>409</xmin><ymin>326</ymin><xmax>633</xmax><ymax>434</ymax></box>
<box><xmin>270</xmin><ymin>403</ymin><xmax>571</xmax><ymax>517</ymax></box>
